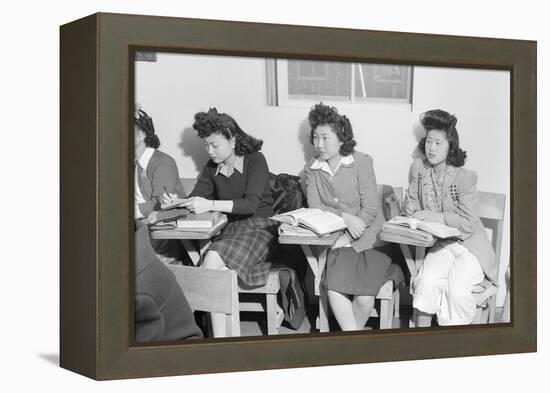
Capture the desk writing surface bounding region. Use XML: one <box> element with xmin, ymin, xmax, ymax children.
<box><xmin>150</xmin><ymin>226</ymin><xmax>224</xmax><ymax>240</ymax></box>
<box><xmin>278</xmin><ymin>232</ymin><xmax>339</xmax><ymax>246</ymax></box>
<box><xmin>379</xmin><ymin>232</ymin><xmax>436</xmax><ymax>247</ymax></box>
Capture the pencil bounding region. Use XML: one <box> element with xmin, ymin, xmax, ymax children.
<box><xmin>163</xmin><ymin>186</ymin><xmax>174</xmax><ymax>202</ymax></box>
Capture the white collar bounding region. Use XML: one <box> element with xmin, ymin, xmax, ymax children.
<box><xmin>215</xmin><ymin>154</ymin><xmax>244</xmax><ymax>177</ymax></box>
<box><xmin>137</xmin><ymin>147</ymin><xmax>155</xmax><ymax>169</ymax></box>
<box><xmin>310</xmin><ymin>154</ymin><xmax>354</xmax><ymax>177</ymax></box>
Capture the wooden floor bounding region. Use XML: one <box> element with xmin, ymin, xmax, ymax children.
<box><xmin>239</xmin><ymin>305</ymin><xmax>414</xmax><ymax>337</ymax></box>
<box><xmin>239</xmin><ymin>306</ymin><xmax>504</xmax><ymax>336</ymax></box>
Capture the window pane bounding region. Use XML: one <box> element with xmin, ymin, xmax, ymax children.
<box><xmin>354</xmin><ymin>64</ymin><xmax>410</xmax><ymax>99</ymax></box>
<box><xmin>288</xmin><ymin>60</ymin><xmax>351</xmax><ymax>98</ymax></box>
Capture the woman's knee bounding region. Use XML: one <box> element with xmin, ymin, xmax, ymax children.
<box><xmin>354</xmin><ymin>295</ymin><xmax>375</xmax><ymax>308</ymax></box>
<box><xmin>414</xmin><ymin>270</ymin><xmax>441</xmax><ymax>292</ymax></box>
<box><xmin>447</xmin><ymin>280</ymin><xmax>473</xmax><ymax>301</ymax></box>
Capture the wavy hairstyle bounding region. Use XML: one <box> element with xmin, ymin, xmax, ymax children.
<box><xmin>192</xmin><ymin>108</ymin><xmax>263</xmax><ymax>155</ymax></box>
<box><xmin>134</xmin><ymin>109</ymin><xmax>160</xmax><ymax>149</ymax></box>
<box><xmin>308</xmin><ymin>103</ymin><xmax>356</xmax><ymax>156</ymax></box>
<box><xmin>417</xmin><ymin>109</ymin><xmax>467</xmax><ymax>167</ymax></box>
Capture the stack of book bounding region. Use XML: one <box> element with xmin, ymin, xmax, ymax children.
<box><xmin>380</xmin><ymin>216</ymin><xmax>460</xmax><ymax>246</ymax></box>
<box><xmin>152</xmin><ymin>211</ymin><xmax>228</xmax><ymax>234</ymax></box>
<box><xmin>270</xmin><ymin>207</ymin><xmax>347</xmax><ymax>237</ymax></box>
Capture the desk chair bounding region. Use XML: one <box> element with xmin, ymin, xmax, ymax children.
<box><xmin>500</xmin><ymin>265</ymin><xmax>511</xmax><ymax>323</ymax></box>
<box><xmin>365</xmin><ymin>185</ymin><xmax>404</xmax><ymax>329</ymax></box>
<box><xmin>167</xmin><ymin>265</ymin><xmax>241</xmax><ymax>337</ymax></box>
<box><xmin>237</xmin><ymin>272</ymin><xmax>281</xmax><ymax>335</ymax></box>
<box><xmin>472</xmin><ymin>191</ymin><xmax>506</xmax><ymax>324</ymax></box>
<box><xmin>180</xmin><ymin>178</ymin><xmax>283</xmax><ymax>335</ymax></box>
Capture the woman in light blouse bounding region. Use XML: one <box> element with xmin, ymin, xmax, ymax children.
<box><xmin>304</xmin><ymin>103</ymin><xmax>402</xmax><ymax>331</ymax></box>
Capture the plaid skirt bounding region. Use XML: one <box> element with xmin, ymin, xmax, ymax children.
<box><xmin>209</xmin><ymin>217</ymin><xmax>279</xmax><ymax>287</ymax></box>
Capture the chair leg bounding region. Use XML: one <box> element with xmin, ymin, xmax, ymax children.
<box><xmin>266</xmin><ymin>293</ymin><xmax>279</xmax><ymax>335</ymax></box>
<box><xmin>488</xmin><ymin>295</ymin><xmax>497</xmax><ymax>323</ymax></box>
<box><xmin>319</xmin><ymin>285</ymin><xmax>330</xmax><ymax>332</ymax></box>
<box><xmin>501</xmin><ymin>290</ymin><xmax>510</xmax><ymax>323</ymax></box>
<box><xmin>393</xmin><ymin>289</ymin><xmax>400</xmax><ymax>319</ymax></box>
<box><xmin>472</xmin><ymin>305</ymin><xmax>483</xmax><ymax>324</ymax></box>
<box><xmin>379</xmin><ymin>299</ymin><xmax>391</xmax><ymax>329</ymax></box>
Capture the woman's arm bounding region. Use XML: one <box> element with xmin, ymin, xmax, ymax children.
<box><xmin>137</xmin><ymin>156</ymin><xmax>181</xmax><ymax>217</ymax></box>
<box><xmin>356</xmin><ymin>154</ymin><xmax>378</xmax><ymax>227</ymax></box>
<box><xmin>181</xmin><ymin>163</ymin><xmax>228</xmax><ymax>214</ymax></box>
<box><xmin>442</xmin><ymin>170</ymin><xmax>479</xmax><ymax>234</ymax></box>
<box><xmin>189</xmin><ymin>163</ymin><xmax>215</xmax><ymax>199</ymax></box>
<box><xmin>403</xmin><ymin>159</ymin><xmax>423</xmax><ymax>216</ymax></box>
<box><xmin>230</xmin><ymin>152</ymin><xmax>269</xmax><ymax>215</ymax></box>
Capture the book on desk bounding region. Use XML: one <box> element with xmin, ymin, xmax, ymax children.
<box><xmin>270</xmin><ymin>207</ymin><xmax>347</xmax><ymax>237</ymax></box>
<box><xmin>380</xmin><ymin>216</ymin><xmax>460</xmax><ymax>246</ymax></box>
<box><xmin>151</xmin><ymin>211</ymin><xmax>228</xmax><ymax>234</ymax></box>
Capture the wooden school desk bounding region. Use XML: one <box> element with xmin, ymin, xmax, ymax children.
<box><xmin>278</xmin><ymin>232</ymin><xmax>340</xmax><ymax>333</ymax></box>
<box><xmin>150</xmin><ymin>223</ymin><xmax>227</xmax><ymax>265</ymax></box>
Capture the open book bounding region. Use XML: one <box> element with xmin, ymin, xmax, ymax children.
<box><xmin>270</xmin><ymin>208</ymin><xmax>346</xmax><ymax>236</ymax></box>
<box><xmin>160</xmin><ymin>198</ymin><xmax>187</xmax><ymax>210</ymax></box>
<box><xmin>385</xmin><ymin>216</ymin><xmax>460</xmax><ymax>239</ymax></box>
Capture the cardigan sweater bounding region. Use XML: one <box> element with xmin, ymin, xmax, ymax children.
<box><xmin>406</xmin><ymin>158</ymin><xmax>497</xmax><ymax>283</ymax></box>
<box><xmin>136</xmin><ymin>149</ymin><xmax>186</xmax><ymax>217</ymax></box>
<box><xmin>190</xmin><ymin>151</ymin><xmax>274</xmax><ymax>220</ymax></box>
<box><xmin>304</xmin><ymin>151</ymin><xmax>386</xmax><ymax>253</ymax></box>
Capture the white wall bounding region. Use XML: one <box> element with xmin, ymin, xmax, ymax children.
<box><xmin>136</xmin><ymin>53</ymin><xmax>510</xmax><ymax>304</ymax></box>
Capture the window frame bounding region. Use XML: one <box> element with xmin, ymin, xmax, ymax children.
<box><xmin>272</xmin><ymin>59</ymin><xmax>414</xmax><ymax>111</ymax></box>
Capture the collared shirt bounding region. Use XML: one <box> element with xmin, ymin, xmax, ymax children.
<box><xmin>135</xmin><ymin>147</ymin><xmax>155</xmax><ymax>218</ymax></box>
<box><xmin>309</xmin><ymin>154</ymin><xmax>355</xmax><ymax>178</ymax></box>
<box><xmin>309</xmin><ymin>155</ymin><xmax>355</xmax><ymax>247</ymax></box>
<box><xmin>304</xmin><ymin>151</ymin><xmax>384</xmax><ymax>253</ymax></box>
<box><xmin>215</xmin><ymin>154</ymin><xmax>244</xmax><ymax>178</ymax></box>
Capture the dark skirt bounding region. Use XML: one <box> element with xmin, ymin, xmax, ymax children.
<box><xmin>150</xmin><ymin>238</ymin><xmax>192</xmax><ymax>265</ymax></box>
<box><xmin>209</xmin><ymin>217</ymin><xmax>279</xmax><ymax>287</ymax></box>
<box><xmin>325</xmin><ymin>244</ymin><xmax>403</xmax><ymax>296</ymax></box>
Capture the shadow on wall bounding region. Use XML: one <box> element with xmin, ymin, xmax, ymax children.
<box><xmin>411</xmin><ymin>119</ymin><xmax>425</xmax><ymax>161</ymax></box>
<box><xmin>178</xmin><ymin>127</ymin><xmax>209</xmax><ymax>172</ymax></box>
<box><xmin>297</xmin><ymin>118</ymin><xmax>315</xmax><ymax>188</ymax></box>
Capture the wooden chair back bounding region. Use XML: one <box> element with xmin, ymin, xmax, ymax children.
<box><xmin>473</xmin><ymin>191</ymin><xmax>506</xmax><ymax>323</ymax></box>
<box><xmin>478</xmin><ymin>191</ymin><xmax>506</xmax><ymax>265</ymax></box>
<box><xmin>167</xmin><ymin>265</ymin><xmax>241</xmax><ymax>337</ymax></box>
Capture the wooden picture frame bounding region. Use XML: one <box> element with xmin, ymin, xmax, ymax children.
<box><xmin>60</xmin><ymin>12</ymin><xmax>536</xmax><ymax>380</ymax></box>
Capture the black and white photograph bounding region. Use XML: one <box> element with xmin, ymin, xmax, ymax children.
<box><xmin>7</xmin><ymin>0</ymin><xmax>546</xmax><ymax>390</ymax></box>
<box><xmin>133</xmin><ymin>52</ymin><xmax>510</xmax><ymax>341</ymax></box>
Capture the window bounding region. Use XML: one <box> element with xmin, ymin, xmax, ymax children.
<box><xmin>267</xmin><ymin>59</ymin><xmax>413</xmax><ymax>110</ymax></box>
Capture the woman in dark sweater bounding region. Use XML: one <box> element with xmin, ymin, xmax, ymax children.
<box><xmin>178</xmin><ymin>108</ymin><xmax>278</xmax><ymax>337</ymax></box>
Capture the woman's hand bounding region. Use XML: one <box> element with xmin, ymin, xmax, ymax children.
<box><xmin>180</xmin><ymin>196</ymin><xmax>213</xmax><ymax>214</ymax></box>
<box><xmin>412</xmin><ymin>210</ymin><xmax>444</xmax><ymax>223</ymax></box>
<box><xmin>332</xmin><ymin>233</ymin><xmax>351</xmax><ymax>250</ymax></box>
<box><xmin>160</xmin><ymin>191</ymin><xmax>178</xmax><ymax>206</ymax></box>
<box><xmin>144</xmin><ymin>211</ymin><xmax>159</xmax><ymax>224</ymax></box>
<box><xmin>342</xmin><ymin>212</ymin><xmax>366</xmax><ymax>239</ymax></box>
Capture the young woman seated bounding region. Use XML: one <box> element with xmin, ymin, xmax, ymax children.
<box><xmin>404</xmin><ymin>109</ymin><xmax>496</xmax><ymax>327</ymax></box>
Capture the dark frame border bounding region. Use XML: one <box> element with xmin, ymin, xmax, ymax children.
<box><xmin>60</xmin><ymin>12</ymin><xmax>536</xmax><ymax>380</ymax></box>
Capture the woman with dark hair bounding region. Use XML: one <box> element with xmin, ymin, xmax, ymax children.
<box><xmin>304</xmin><ymin>103</ymin><xmax>403</xmax><ymax>331</ymax></box>
<box><xmin>176</xmin><ymin>108</ymin><xmax>278</xmax><ymax>337</ymax></box>
<box><xmin>134</xmin><ymin>108</ymin><xmax>187</xmax><ymax>263</ymax></box>
<box><xmin>404</xmin><ymin>109</ymin><xmax>496</xmax><ymax>326</ymax></box>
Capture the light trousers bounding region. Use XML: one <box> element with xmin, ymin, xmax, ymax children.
<box><xmin>412</xmin><ymin>241</ymin><xmax>484</xmax><ymax>326</ymax></box>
